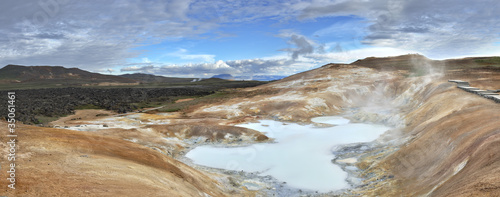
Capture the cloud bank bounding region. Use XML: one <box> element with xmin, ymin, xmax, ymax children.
<box><xmin>1</xmin><ymin>0</ymin><xmax>499</xmax><ymax>77</ymax></box>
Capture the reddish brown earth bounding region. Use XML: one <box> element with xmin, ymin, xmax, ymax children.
<box><xmin>0</xmin><ymin>122</ymin><xmax>242</xmax><ymax>197</ymax></box>
<box><xmin>355</xmin><ymin>81</ymin><xmax>500</xmax><ymax>196</ymax></box>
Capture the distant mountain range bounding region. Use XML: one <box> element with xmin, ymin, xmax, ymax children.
<box><xmin>241</xmin><ymin>75</ymin><xmax>287</xmax><ymax>81</ymax></box>
<box><xmin>0</xmin><ymin>64</ymin><xmax>287</xmax><ymax>89</ymax></box>
<box><xmin>0</xmin><ymin>64</ymin><xmax>136</xmax><ymax>84</ymax></box>
<box><xmin>210</xmin><ymin>73</ymin><xmax>287</xmax><ymax>81</ymax></box>
<box><xmin>0</xmin><ymin>65</ymin><xmax>205</xmax><ymax>86</ymax></box>
<box><xmin>210</xmin><ymin>74</ymin><xmax>234</xmax><ymax>80</ymax></box>
<box><xmin>119</xmin><ymin>73</ymin><xmax>197</xmax><ymax>83</ymax></box>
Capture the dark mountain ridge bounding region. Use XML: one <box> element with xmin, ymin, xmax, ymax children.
<box><xmin>119</xmin><ymin>73</ymin><xmax>196</xmax><ymax>83</ymax></box>
<box><xmin>0</xmin><ymin>64</ymin><xmax>136</xmax><ymax>84</ymax></box>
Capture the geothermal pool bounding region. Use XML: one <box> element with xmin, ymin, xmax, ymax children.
<box><xmin>185</xmin><ymin>116</ymin><xmax>390</xmax><ymax>193</ymax></box>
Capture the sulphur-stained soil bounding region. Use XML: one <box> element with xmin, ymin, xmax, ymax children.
<box><xmin>0</xmin><ymin>121</ymin><xmax>247</xmax><ymax>197</ymax></box>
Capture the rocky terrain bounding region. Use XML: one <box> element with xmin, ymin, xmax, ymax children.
<box><xmin>0</xmin><ymin>87</ymin><xmax>215</xmax><ymax>124</ymax></box>
<box><xmin>1</xmin><ymin>54</ymin><xmax>499</xmax><ymax>196</ymax></box>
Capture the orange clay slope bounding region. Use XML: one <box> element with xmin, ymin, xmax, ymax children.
<box><xmin>0</xmin><ymin>121</ymin><xmax>228</xmax><ymax>197</ymax></box>
<box><xmin>354</xmin><ymin>78</ymin><xmax>500</xmax><ymax>196</ymax></box>
<box><xmin>352</xmin><ymin>55</ymin><xmax>500</xmax><ymax>196</ymax></box>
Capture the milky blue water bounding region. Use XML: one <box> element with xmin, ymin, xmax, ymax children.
<box><xmin>185</xmin><ymin>117</ymin><xmax>390</xmax><ymax>192</ymax></box>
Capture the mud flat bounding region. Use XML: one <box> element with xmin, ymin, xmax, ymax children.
<box><xmin>185</xmin><ymin>116</ymin><xmax>391</xmax><ymax>194</ymax></box>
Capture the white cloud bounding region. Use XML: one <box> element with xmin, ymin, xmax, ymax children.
<box><xmin>0</xmin><ymin>0</ymin><xmax>217</xmax><ymax>69</ymax></box>
<box><xmin>1</xmin><ymin>0</ymin><xmax>499</xmax><ymax>77</ymax></box>
<box><xmin>299</xmin><ymin>0</ymin><xmax>500</xmax><ymax>58</ymax></box>
<box><xmin>120</xmin><ymin>58</ymin><xmax>299</xmax><ymax>77</ymax></box>
<box><xmin>165</xmin><ymin>48</ymin><xmax>216</xmax><ymax>63</ymax></box>
<box><xmin>118</xmin><ymin>45</ymin><xmax>421</xmax><ymax>78</ymax></box>
<box><xmin>95</xmin><ymin>68</ymin><xmax>115</xmax><ymax>74</ymax></box>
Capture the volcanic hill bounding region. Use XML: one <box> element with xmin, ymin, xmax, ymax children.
<box><xmin>0</xmin><ymin>64</ymin><xmax>137</xmax><ymax>85</ymax></box>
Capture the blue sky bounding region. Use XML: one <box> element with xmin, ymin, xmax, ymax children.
<box><xmin>131</xmin><ymin>16</ymin><xmax>367</xmax><ymax>63</ymax></box>
<box><xmin>1</xmin><ymin>0</ymin><xmax>499</xmax><ymax>78</ymax></box>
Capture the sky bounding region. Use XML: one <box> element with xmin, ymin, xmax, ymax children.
<box><xmin>0</xmin><ymin>0</ymin><xmax>499</xmax><ymax>78</ymax></box>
